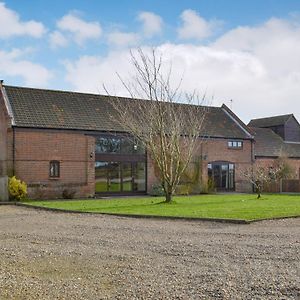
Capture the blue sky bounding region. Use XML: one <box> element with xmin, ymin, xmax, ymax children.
<box><xmin>1</xmin><ymin>0</ymin><xmax>300</xmax><ymax>122</ymax></box>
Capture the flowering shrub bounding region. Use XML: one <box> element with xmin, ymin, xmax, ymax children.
<box><xmin>8</xmin><ymin>176</ymin><xmax>27</xmax><ymax>201</ymax></box>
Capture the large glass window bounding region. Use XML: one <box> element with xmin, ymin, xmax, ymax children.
<box><xmin>96</xmin><ymin>137</ymin><xmax>121</xmax><ymax>153</ymax></box>
<box><xmin>95</xmin><ymin>161</ymin><xmax>146</xmax><ymax>193</ymax></box>
<box><xmin>95</xmin><ymin>134</ymin><xmax>146</xmax><ymax>193</ymax></box>
<box><xmin>95</xmin><ymin>136</ymin><xmax>144</xmax><ymax>154</ymax></box>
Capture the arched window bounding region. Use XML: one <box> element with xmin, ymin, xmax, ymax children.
<box><xmin>208</xmin><ymin>161</ymin><xmax>234</xmax><ymax>190</ymax></box>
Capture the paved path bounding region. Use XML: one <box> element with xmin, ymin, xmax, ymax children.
<box><xmin>0</xmin><ymin>205</ymin><xmax>299</xmax><ymax>299</ymax></box>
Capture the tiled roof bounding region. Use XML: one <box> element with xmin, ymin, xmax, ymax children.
<box><xmin>250</xmin><ymin>127</ymin><xmax>300</xmax><ymax>158</ymax></box>
<box><xmin>248</xmin><ymin>114</ymin><xmax>293</xmax><ymax>127</ymax></box>
<box><xmin>4</xmin><ymin>85</ymin><xmax>251</xmax><ymax>139</ymax></box>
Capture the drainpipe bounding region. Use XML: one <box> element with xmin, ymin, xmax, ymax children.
<box><xmin>251</xmin><ymin>139</ymin><xmax>255</xmax><ymax>193</ymax></box>
<box><xmin>12</xmin><ymin>127</ymin><xmax>15</xmax><ymax>176</ymax></box>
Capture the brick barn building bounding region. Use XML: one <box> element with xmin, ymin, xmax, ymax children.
<box><xmin>1</xmin><ymin>82</ymin><xmax>300</xmax><ymax>199</ymax></box>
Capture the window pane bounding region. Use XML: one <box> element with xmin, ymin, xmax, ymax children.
<box><xmin>134</xmin><ymin>140</ymin><xmax>145</xmax><ymax>154</ymax></box>
<box><xmin>122</xmin><ymin>163</ymin><xmax>132</xmax><ymax>191</ymax></box>
<box><xmin>108</xmin><ymin>162</ymin><xmax>121</xmax><ymax>191</ymax></box>
<box><xmin>133</xmin><ymin>162</ymin><xmax>146</xmax><ymax>191</ymax></box>
<box><xmin>96</xmin><ymin>137</ymin><xmax>121</xmax><ymax>153</ymax></box>
<box><xmin>121</xmin><ymin>137</ymin><xmax>133</xmax><ymax>154</ymax></box>
<box><xmin>95</xmin><ymin>161</ymin><xmax>109</xmax><ymax>192</ymax></box>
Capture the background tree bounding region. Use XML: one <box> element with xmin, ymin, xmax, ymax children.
<box><xmin>241</xmin><ymin>165</ymin><xmax>274</xmax><ymax>199</ymax></box>
<box><xmin>272</xmin><ymin>156</ymin><xmax>294</xmax><ymax>180</ymax></box>
<box><xmin>241</xmin><ymin>157</ymin><xmax>294</xmax><ymax>199</ymax></box>
<box><xmin>105</xmin><ymin>48</ymin><xmax>208</xmax><ymax>203</ymax></box>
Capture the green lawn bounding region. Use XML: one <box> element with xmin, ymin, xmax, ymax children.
<box><xmin>24</xmin><ymin>194</ymin><xmax>300</xmax><ymax>221</ymax></box>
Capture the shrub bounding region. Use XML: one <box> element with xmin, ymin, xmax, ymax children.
<box><xmin>201</xmin><ymin>178</ymin><xmax>216</xmax><ymax>194</ymax></box>
<box><xmin>207</xmin><ymin>177</ymin><xmax>215</xmax><ymax>193</ymax></box>
<box><xmin>8</xmin><ymin>176</ymin><xmax>27</xmax><ymax>201</ymax></box>
<box><xmin>149</xmin><ymin>183</ymin><xmax>165</xmax><ymax>196</ymax></box>
<box><xmin>62</xmin><ymin>189</ymin><xmax>76</xmax><ymax>199</ymax></box>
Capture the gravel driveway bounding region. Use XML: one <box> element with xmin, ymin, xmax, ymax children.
<box><xmin>0</xmin><ymin>205</ymin><xmax>299</xmax><ymax>299</ymax></box>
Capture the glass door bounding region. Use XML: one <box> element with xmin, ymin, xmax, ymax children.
<box><xmin>208</xmin><ymin>162</ymin><xmax>235</xmax><ymax>191</ymax></box>
<box><xmin>122</xmin><ymin>163</ymin><xmax>132</xmax><ymax>192</ymax></box>
<box><xmin>95</xmin><ymin>161</ymin><xmax>146</xmax><ymax>193</ymax></box>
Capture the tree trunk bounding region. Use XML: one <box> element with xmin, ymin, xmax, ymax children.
<box><xmin>257</xmin><ymin>186</ymin><xmax>261</xmax><ymax>199</ymax></box>
<box><xmin>165</xmin><ymin>192</ymin><xmax>173</xmax><ymax>203</ymax></box>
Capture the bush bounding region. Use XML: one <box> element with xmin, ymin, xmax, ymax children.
<box><xmin>149</xmin><ymin>183</ymin><xmax>165</xmax><ymax>196</ymax></box>
<box><xmin>62</xmin><ymin>189</ymin><xmax>76</xmax><ymax>199</ymax></box>
<box><xmin>8</xmin><ymin>176</ymin><xmax>27</xmax><ymax>201</ymax></box>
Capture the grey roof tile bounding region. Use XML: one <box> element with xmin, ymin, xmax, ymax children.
<box><xmin>248</xmin><ymin>114</ymin><xmax>293</xmax><ymax>127</ymax></box>
<box><xmin>5</xmin><ymin>85</ymin><xmax>250</xmax><ymax>139</ymax></box>
<box><xmin>250</xmin><ymin>126</ymin><xmax>300</xmax><ymax>158</ymax></box>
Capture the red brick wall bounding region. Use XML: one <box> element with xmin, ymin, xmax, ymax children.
<box><xmin>11</xmin><ymin>128</ymin><xmax>95</xmax><ymax>199</ymax></box>
<box><xmin>147</xmin><ymin>138</ymin><xmax>253</xmax><ymax>193</ymax></box>
<box><xmin>254</xmin><ymin>157</ymin><xmax>300</xmax><ymax>192</ymax></box>
<box><xmin>202</xmin><ymin>138</ymin><xmax>253</xmax><ymax>192</ymax></box>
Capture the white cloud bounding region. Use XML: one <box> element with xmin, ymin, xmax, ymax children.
<box><xmin>0</xmin><ymin>2</ymin><xmax>46</xmax><ymax>38</ymax></box>
<box><xmin>57</xmin><ymin>12</ymin><xmax>102</xmax><ymax>45</ymax></box>
<box><xmin>64</xmin><ymin>51</ymin><xmax>134</xmax><ymax>93</ymax></box>
<box><xmin>49</xmin><ymin>31</ymin><xmax>68</xmax><ymax>48</ymax></box>
<box><xmin>0</xmin><ymin>49</ymin><xmax>52</xmax><ymax>86</ymax></box>
<box><xmin>138</xmin><ymin>11</ymin><xmax>163</xmax><ymax>37</ymax></box>
<box><xmin>178</xmin><ymin>9</ymin><xmax>222</xmax><ymax>40</ymax></box>
<box><xmin>107</xmin><ymin>30</ymin><xmax>140</xmax><ymax>47</ymax></box>
<box><xmin>64</xmin><ymin>17</ymin><xmax>300</xmax><ymax>123</ymax></box>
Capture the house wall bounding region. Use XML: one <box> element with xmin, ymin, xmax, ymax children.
<box><xmin>147</xmin><ymin>138</ymin><xmax>253</xmax><ymax>193</ymax></box>
<box><xmin>9</xmin><ymin>128</ymin><xmax>95</xmax><ymax>199</ymax></box>
<box><xmin>254</xmin><ymin>157</ymin><xmax>300</xmax><ymax>192</ymax></box>
<box><xmin>255</xmin><ymin>157</ymin><xmax>300</xmax><ymax>178</ymax></box>
<box><xmin>202</xmin><ymin>138</ymin><xmax>253</xmax><ymax>192</ymax></box>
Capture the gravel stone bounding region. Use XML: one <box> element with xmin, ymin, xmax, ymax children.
<box><xmin>0</xmin><ymin>205</ymin><xmax>299</xmax><ymax>299</ymax></box>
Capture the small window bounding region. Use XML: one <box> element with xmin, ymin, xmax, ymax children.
<box><xmin>49</xmin><ymin>161</ymin><xmax>60</xmax><ymax>178</ymax></box>
<box><xmin>228</xmin><ymin>140</ymin><xmax>243</xmax><ymax>149</ymax></box>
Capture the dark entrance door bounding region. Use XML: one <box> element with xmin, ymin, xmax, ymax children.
<box><xmin>208</xmin><ymin>162</ymin><xmax>235</xmax><ymax>191</ymax></box>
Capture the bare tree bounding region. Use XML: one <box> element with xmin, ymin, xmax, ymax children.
<box><xmin>272</xmin><ymin>156</ymin><xmax>295</xmax><ymax>181</ymax></box>
<box><xmin>241</xmin><ymin>160</ymin><xmax>292</xmax><ymax>199</ymax></box>
<box><xmin>104</xmin><ymin>48</ymin><xmax>208</xmax><ymax>203</ymax></box>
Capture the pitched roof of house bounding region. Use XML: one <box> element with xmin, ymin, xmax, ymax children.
<box><xmin>250</xmin><ymin>126</ymin><xmax>300</xmax><ymax>158</ymax></box>
<box><xmin>2</xmin><ymin>85</ymin><xmax>252</xmax><ymax>139</ymax></box>
<box><xmin>248</xmin><ymin>114</ymin><xmax>293</xmax><ymax>128</ymax></box>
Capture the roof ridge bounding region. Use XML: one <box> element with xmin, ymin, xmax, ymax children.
<box><xmin>249</xmin><ymin>113</ymin><xmax>293</xmax><ymax>122</ymax></box>
<box><xmin>4</xmin><ymin>84</ymin><xmax>219</xmax><ymax>109</ymax></box>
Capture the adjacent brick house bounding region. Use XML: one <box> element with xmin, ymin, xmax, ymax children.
<box><xmin>248</xmin><ymin>115</ymin><xmax>300</xmax><ymax>192</ymax></box>
<box><xmin>0</xmin><ymin>82</ymin><xmax>299</xmax><ymax>199</ymax></box>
